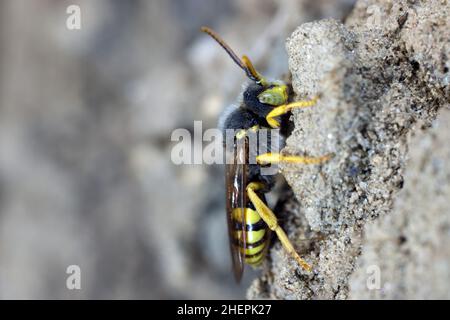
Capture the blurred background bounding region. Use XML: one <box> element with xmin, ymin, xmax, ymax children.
<box><xmin>0</xmin><ymin>0</ymin><xmax>355</xmax><ymax>299</ymax></box>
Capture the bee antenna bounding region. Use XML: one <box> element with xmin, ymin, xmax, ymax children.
<box><xmin>201</xmin><ymin>26</ymin><xmax>259</xmax><ymax>82</ymax></box>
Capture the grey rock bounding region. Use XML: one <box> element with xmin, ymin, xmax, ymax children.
<box><xmin>248</xmin><ymin>0</ymin><xmax>449</xmax><ymax>299</ymax></box>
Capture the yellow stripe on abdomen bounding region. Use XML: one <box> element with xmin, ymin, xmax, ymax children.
<box><xmin>232</xmin><ymin>208</ymin><xmax>268</xmax><ymax>266</ymax></box>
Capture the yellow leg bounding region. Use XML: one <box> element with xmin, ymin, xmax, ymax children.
<box><xmin>246</xmin><ymin>182</ymin><xmax>312</xmax><ymax>272</ymax></box>
<box><xmin>256</xmin><ymin>152</ymin><xmax>333</xmax><ymax>165</ymax></box>
<box><xmin>266</xmin><ymin>96</ymin><xmax>319</xmax><ymax>128</ymax></box>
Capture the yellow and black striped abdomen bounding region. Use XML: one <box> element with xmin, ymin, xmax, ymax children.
<box><xmin>232</xmin><ymin>206</ymin><xmax>269</xmax><ymax>266</ymax></box>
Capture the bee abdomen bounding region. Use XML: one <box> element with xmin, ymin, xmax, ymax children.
<box><xmin>232</xmin><ymin>208</ymin><xmax>269</xmax><ymax>266</ymax></box>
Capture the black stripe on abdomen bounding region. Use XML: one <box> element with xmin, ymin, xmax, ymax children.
<box><xmin>233</xmin><ymin>219</ymin><xmax>266</xmax><ymax>231</ymax></box>
<box><xmin>232</xmin><ymin>231</ymin><xmax>268</xmax><ymax>248</ymax></box>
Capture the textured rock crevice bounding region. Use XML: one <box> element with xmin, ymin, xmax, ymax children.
<box><xmin>248</xmin><ymin>0</ymin><xmax>449</xmax><ymax>299</ymax></box>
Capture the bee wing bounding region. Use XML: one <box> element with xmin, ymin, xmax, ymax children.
<box><xmin>225</xmin><ymin>136</ymin><xmax>248</xmax><ymax>282</ymax></box>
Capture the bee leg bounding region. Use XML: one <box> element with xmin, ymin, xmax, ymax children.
<box><xmin>246</xmin><ymin>182</ymin><xmax>312</xmax><ymax>272</ymax></box>
<box><xmin>266</xmin><ymin>96</ymin><xmax>319</xmax><ymax>128</ymax></box>
<box><xmin>256</xmin><ymin>152</ymin><xmax>333</xmax><ymax>165</ymax></box>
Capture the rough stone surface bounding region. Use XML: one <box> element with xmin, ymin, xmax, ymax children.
<box><xmin>349</xmin><ymin>109</ymin><xmax>450</xmax><ymax>299</ymax></box>
<box><xmin>248</xmin><ymin>0</ymin><xmax>449</xmax><ymax>299</ymax></box>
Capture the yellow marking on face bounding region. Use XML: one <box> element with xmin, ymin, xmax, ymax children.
<box><xmin>258</xmin><ymin>84</ymin><xmax>288</xmax><ymax>106</ymax></box>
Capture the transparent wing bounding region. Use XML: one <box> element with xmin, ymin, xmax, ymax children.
<box><xmin>225</xmin><ymin>136</ymin><xmax>248</xmax><ymax>282</ymax></box>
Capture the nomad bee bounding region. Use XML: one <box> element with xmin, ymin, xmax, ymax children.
<box><xmin>201</xmin><ymin>27</ymin><xmax>331</xmax><ymax>281</ymax></box>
